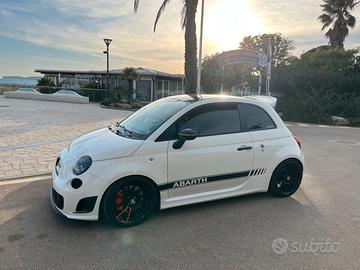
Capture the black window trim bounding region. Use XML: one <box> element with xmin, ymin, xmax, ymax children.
<box><xmin>238</xmin><ymin>102</ymin><xmax>277</xmax><ymax>132</ymax></box>
<box><xmin>156</xmin><ymin>102</ymin><xmax>245</xmax><ymax>142</ymax></box>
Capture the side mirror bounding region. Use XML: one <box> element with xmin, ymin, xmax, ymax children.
<box><xmin>173</xmin><ymin>128</ymin><xmax>198</xmax><ymax>149</ymax></box>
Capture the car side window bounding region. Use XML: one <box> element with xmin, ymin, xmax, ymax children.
<box><xmin>239</xmin><ymin>103</ymin><xmax>276</xmax><ymax>131</ymax></box>
<box><xmin>157</xmin><ymin>103</ymin><xmax>241</xmax><ymax>141</ymax></box>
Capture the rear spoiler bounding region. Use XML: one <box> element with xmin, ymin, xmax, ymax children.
<box><xmin>243</xmin><ymin>95</ymin><xmax>277</xmax><ymax>109</ymax></box>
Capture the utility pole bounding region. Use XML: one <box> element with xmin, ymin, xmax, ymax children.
<box><xmin>258</xmin><ymin>70</ymin><xmax>262</xmax><ymax>95</ymax></box>
<box><xmin>103</xmin><ymin>38</ymin><xmax>112</xmax><ymax>98</ymax></box>
<box><xmin>266</xmin><ymin>41</ymin><xmax>272</xmax><ymax>96</ymax></box>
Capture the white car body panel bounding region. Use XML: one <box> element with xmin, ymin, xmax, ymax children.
<box><xmin>69</xmin><ymin>128</ymin><xmax>144</xmax><ymax>160</ymax></box>
<box><xmin>166</xmin><ymin>132</ymin><xmax>254</xmax><ymax>198</ymax></box>
<box><xmin>51</xmin><ymin>95</ymin><xmax>304</xmax><ymax>221</ymax></box>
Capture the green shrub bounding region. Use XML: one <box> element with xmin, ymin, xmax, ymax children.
<box><xmin>37</xmin><ymin>77</ymin><xmax>55</xmax><ymax>87</ymax></box>
<box><xmin>129</xmin><ymin>100</ymin><xmax>143</xmax><ymax>109</ymax></box>
<box><xmin>348</xmin><ymin>117</ymin><xmax>360</xmax><ymax>127</ymax></box>
<box><xmin>274</xmin><ymin>47</ymin><xmax>360</xmax><ymax>124</ymax></box>
<box><xmin>101</xmin><ymin>98</ymin><xmax>114</xmax><ymax>106</ymax></box>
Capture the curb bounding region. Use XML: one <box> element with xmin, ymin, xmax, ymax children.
<box><xmin>100</xmin><ymin>105</ymin><xmax>137</xmax><ymax>111</ymax></box>
<box><xmin>0</xmin><ymin>172</ymin><xmax>51</xmax><ymax>182</ymax></box>
<box><xmin>285</xmin><ymin>122</ymin><xmax>360</xmax><ymax>129</ymax></box>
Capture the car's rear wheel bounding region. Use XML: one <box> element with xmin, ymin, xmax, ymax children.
<box><xmin>268</xmin><ymin>159</ymin><xmax>303</xmax><ymax>197</ymax></box>
<box><xmin>102</xmin><ymin>177</ymin><xmax>158</xmax><ymax>227</ymax></box>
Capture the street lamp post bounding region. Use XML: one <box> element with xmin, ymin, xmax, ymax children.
<box><xmin>103</xmin><ymin>38</ymin><xmax>112</xmax><ymax>98</ymax></box>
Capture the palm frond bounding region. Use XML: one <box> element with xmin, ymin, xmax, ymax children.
<box><xmin>348</xmin><ymin>0</ymin><xmax>360</xmax><ymax>9</ymax></box>
<box><xmin>319</xmin><ymin>14</ymin><xmax>333</xmax><ymax>30</ymax></box>
<box><xmin>346</xmin><ymin>14</ymin><xmax>356</xmax><ymax>27</ymax></box>
<box><xmin>180</xmin><ymin>1</ymin><xmax>187</xmax><ymax>30</ymax></box>
<box><xmin>321</xmin><ymin>3</ymin><xmax>338</xmax><ymax>15</ymax></box>
<box><xmin>325</xmin><ymin>28</ymin><xmax>333</xmax><ymax>40</ymax></box>
<box><xmin>154</xmin><ymin>0</ymin><xmax>172</xmax><ymax>32</ymax></box>
<box><xmin>134</xmin><ymin>0</ymin><xmax>140</xmax><ymax>13</ymax></box>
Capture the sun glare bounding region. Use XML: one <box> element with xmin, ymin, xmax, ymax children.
<box><xmin>205</xmin><ymin>0</ymin><xmax>262</xmax><ymax>52</ymax></box>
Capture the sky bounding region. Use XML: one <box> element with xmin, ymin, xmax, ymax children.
<box><xmin>0</xmin><ymin>0</ymin><xmax>359</xmax><ymax>77</ymax></box>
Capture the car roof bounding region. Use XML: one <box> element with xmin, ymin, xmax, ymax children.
<box><xmin>148</xmin><ymin>94</ymin><xmax>285</xmax><ymax>141</ymax></box>
<box><xmin>164</xmin><ymin>94</ymin><xmax>268</xmax><ymax>107</ymax></box>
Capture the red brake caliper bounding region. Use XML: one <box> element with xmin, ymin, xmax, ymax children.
<box><xmin>114</xmin><ymin>190</ymin><xmax>124</xmax><ymax>212</ymax></box>
<box><xmin>114</xmin><ymin>189</ymin><xmax>132</xmax><ymax>224</ymax></box>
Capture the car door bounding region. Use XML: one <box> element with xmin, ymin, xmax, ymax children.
<box><xmin>162</xmin><ymin>102</ymin><xmax>254</xmax><ymax>199</ymax></box>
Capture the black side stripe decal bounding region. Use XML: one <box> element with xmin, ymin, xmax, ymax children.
<box><xmin>249</xmin><ymin>168</ymin><xmax>267</xmax><ymax>177</ymax></box>
<box><xmin>158</xmin><ymin>170</ymin><xmax>251</xmax><ymax>191</ymax></box>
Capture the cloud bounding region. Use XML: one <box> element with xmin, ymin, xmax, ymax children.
<box><xmin>0</xmin><ymin>0</ymin><xmax>359</xmax><ymax>76</ymax></box>
<box><xmin>44</xmin><ymin>0</ymin><xmax>133</xmax><ymax>18</ymax></box>
<box><xmin>0</xmin><ymin>0</ymin><xmax>189</xmax><ymax>73</ymax></box>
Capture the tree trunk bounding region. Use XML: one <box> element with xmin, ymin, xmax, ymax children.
<box><xmin>184</xmin><ymin>0</ymin><xmax>198</xmax><ymax>94</ymax></box>
<box><xmin>128</xmin><ymin>79</ymin><xmax>133</xmax><ymax>103</ymax></box>
<box><xmin>329</xmin><ymin>25</ymin><xmax>345</xmax><ymax>49</ymax></box>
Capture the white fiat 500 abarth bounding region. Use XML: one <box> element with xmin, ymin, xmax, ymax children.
<box><xmin>51</xmin><ymin>95</ymin><xmax>304</xmax><ymax>227</ymax></box>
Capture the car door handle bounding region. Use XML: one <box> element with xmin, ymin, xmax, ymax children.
<box><xmin>237</xmin><ymin>146</ymin><xmax>253</xmax><ymax>151</ymax></box>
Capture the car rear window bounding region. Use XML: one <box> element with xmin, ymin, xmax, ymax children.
<box><xmin>239</xmin><ymin>103</ymin><xmax>276</xmax><ymax>131</ymax></box>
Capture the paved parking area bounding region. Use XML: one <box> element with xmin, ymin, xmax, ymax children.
<box><xmin>0</xmin><ymin>96</ymin><xmax>131</xmax><ymax>179</ymax></box>
<box><xmin>0</xmin><ymin>123</ymin><xmax>359</xmax><ymax>269</ymax></box>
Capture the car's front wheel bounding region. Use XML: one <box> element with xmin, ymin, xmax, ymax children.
<box><xmin>102</xmin><ymin>177</ymin><xmax>158</xmax><ymax>227</ymax></box>
<box><xmin>268</xmin><ymin>159</ymin><xmax>303</xmax><ymax>197</ymax></box>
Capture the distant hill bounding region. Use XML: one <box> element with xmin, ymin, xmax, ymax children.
<box><xmin>1</xmin><ymin>76</ymin><xmax>41</xmax><ymax>80</ymax></box>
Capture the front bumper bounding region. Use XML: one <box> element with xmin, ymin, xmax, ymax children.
<box><xmin>51</xmin><ymin>151</ymin><xmax>106</xmax><ymax>221</ymax></box>
<box><xmin>50</xmin><ymin>188</ymin><xmax>67</xmax><ymax>218</ymax></box>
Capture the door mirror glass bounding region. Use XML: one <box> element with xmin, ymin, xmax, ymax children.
<box><xmin>173</xmin><ymin>128</ymin><xmax>197</xmax><ymax>149</ymax></box>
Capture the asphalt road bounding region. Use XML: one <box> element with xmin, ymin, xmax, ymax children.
<box><xmin>0</xmin><ymin>124</ymin><xmax>359</xmax><ymax>270</ymax></box>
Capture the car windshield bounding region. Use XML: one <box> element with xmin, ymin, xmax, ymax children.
<box><xmin>117</xmin><ymin>98</ymin><xmax>191</xmax><ymax>140</ymax></box>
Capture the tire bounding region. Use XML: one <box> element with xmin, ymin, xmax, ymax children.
<box><xmin>268</xmin><ymin>159</ymin><xmax>303</xmax><ymax>197</ymax></box>
<box><xmin>102</xmin><ymin>177</ymin><xmax>158</xmax><ymax>227</ymax></box>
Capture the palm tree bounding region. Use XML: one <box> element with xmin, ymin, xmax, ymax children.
<box><xmin>319</xmin><ymin>0</ymin><xmax>359</xmax><ymax>48</ymax></box>
<box><xmin>121</xmin><ymin>67</ymin><xmax>140</xmax><ymax>102</ymax></box>
<box><xmin>134</xmin><ymin>0</ymin><xmax>198</xmax><ymax>94</ymax></box>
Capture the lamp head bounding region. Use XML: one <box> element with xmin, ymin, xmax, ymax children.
<box><xmin>103</xmin><ymin>38</ymin><xmax>112</xmax><ymax>46</ymax></box>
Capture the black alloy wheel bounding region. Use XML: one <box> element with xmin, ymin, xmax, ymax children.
<box><xmin>102</xmin><ymin>178</ymin><xmax>158</xmax><ymax>227</ymax></box>
<box><xmin>268</xmin><ymin>159</ymin><xmax>303</xmax><ymax>197</ymax></box>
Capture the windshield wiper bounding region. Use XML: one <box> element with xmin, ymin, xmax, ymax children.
<box><xmin>108</xmin><ymin>125</ymin><xmax>114</xmax><ymax>132</ymax></box>
<box><xmin>115</xmin><ymin>122</ymin><xmax>133</xmax><ymax>137</ymax></box>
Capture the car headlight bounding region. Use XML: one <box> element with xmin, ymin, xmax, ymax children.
<box><xmin>73</xmin><ymin>156</ymin><xmax>92</xmax><ymax>175</ymax></box>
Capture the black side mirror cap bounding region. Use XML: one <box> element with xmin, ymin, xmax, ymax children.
<box><xmin>172</xmin><ymin>128</ymin><xmax>198</xmax><ymax>149</ymax></box>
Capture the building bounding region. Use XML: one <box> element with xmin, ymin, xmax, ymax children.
<box><xmin>35</xmin><ymin>68</ymin><xmax>185</xmax><ymax>102</ymax></box>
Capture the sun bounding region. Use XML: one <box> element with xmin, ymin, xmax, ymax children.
<box><xmin>204</xmin><ymin>0</ymin><xmax>263</xmax><ymax>52</ymax></box>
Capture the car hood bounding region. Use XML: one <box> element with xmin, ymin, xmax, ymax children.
<box><xmin>69</xmin><ymin>128</ymin><xmax>144</xmax><ymax>161</ymax></box>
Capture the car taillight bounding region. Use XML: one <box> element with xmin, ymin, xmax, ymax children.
<box><xmin>294</xmin><ymin>135</ymin><xmax>302</xmax><ymax>149</ymax></box>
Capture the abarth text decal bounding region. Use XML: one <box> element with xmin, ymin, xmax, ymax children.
<box><xmin>158</xmin><ymin>170</ymin><xmax>251</xmax><ymax>191</ymax></box>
